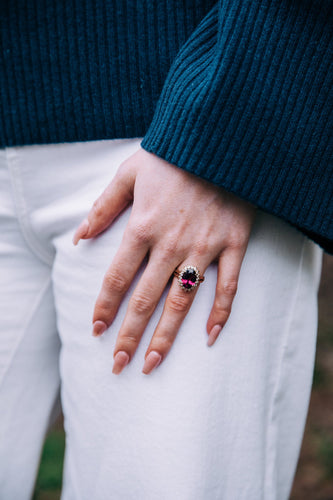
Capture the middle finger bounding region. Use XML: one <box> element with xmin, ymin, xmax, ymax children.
<box><xmin>111</xmin><ymin>249</ymin><xmax>181</xmax><ymax>374</ymax></box>
<box><xmin>141</xmin><ymin>259</ymin><xmax>209</xmax><ymax>374</ymax></box>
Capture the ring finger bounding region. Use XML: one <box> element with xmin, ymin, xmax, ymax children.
<box><xmin>141</xmin><ymin>258</ymin><xmax>210</xmax><ymax>375</ymax></box>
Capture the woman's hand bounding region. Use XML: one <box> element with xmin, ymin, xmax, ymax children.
<box><xmin>72</xmin><ymin>147</ymin><xmax>256</xmax><ymax>375</ymax></box>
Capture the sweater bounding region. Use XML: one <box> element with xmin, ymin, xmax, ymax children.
<box><xmin>1</xmin><ymin>0</ymin><xmax>332</xmax><ymax>253</ymax></box>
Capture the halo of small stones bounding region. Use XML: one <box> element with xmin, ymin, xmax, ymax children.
<box><xmin>177</xmin><ymin>265</ymin><xmax>201</xmax><ymax>292</ymax></box>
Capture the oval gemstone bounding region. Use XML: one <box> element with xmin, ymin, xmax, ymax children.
<box><xmin>181</xmin><ymin>269</ymin><xmax>197</xmax><ymax>289</ymax></box>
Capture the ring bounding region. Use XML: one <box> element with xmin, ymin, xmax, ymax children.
<box><xmin>173</xmin><ymin>265</ymin><xmax>205</xmax><ymax>292</ymax></box>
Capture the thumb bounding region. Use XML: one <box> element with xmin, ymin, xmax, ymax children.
<box><xmin>72</xmin><ymin>160</ymin><xmax>136</xmax><ymax>245</ymax></box>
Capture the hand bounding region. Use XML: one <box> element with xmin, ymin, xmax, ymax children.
<box><xmin>72</xmin><ymin>147</ymin><xmax>256</xmax><ymax>375</ymax></box>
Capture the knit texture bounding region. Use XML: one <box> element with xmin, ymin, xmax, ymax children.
<box><xmin>0</xmin><ymin>1</ymin><xmax>332</xmax><ymax>253</ymax></box>
<box><xmin>0</xmin><ymin>0</ymin><xmax>214</xmax><ymax>144</ymax></box>
<box><xmin>141</xmin><ymin>0</ymin><xmax>333</xmax><ymax>254</ymax></box>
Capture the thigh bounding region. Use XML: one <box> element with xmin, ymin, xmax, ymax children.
<box><xmin>0</xmin><ymin>150</ymin><xmax>61</xmax><ymax>500</ymax></box>
<box><xmin>50</xmin><ymin>140</ymin><xmax>323</xmax><ymax>500</ymax></box>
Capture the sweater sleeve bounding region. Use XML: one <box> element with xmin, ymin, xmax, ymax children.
<box><xmin>140</xmin><ymin>0</ymin><xmax>333</xmax><ymax>254</ymax></box>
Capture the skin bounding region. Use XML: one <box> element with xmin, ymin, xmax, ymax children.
<box><xmin>72</xmin><ymin>147</ymin><xmax>257</xmax><ymax>375</ymax></box>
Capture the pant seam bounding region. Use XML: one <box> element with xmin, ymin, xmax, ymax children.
<box><xmin>5</xmin><ymin>147</ymin><xmax>54</xmax><ymax>267</ymax></box>
<box><xmin>264</xmin><ymin>237</ymin><xmax>306</xmax><ymax>500</ymax></box>
<box><xmin>0</xmin><ymin>275</ymin><xmax>53</xmax><ymax>390</ymax></box>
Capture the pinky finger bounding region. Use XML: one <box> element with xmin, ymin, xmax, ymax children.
<box><xmin>206</xmin><ymin>247</ymin><xmax>246</xmax><ymax>346</ymax></box>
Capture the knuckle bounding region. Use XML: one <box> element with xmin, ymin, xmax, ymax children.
<box><xmin>94</xmin><ymin>301</ymin><xmax>111</xmax><ymax>317</ymax></box>
<box><xmin>192</xmin><ymin>240</ymin><xmax>209</xmax><ymax>257</ymax></box>
<box><xmin>121</xmin><ymin>334</ymin><xmax>138</xmax><ymax>347</ymax></box>
<box><xmin>213</xmin><ymin>301</ymin><xmax>231</xmax><ymax>317</ymax></box>
<box><xmin>222</xmin><ymin>280</ymin><xmax>238</xmax><ymax>296</ymax></box>
<box><xmin>153</xmin><ymin>337</ymin><xmax>173</xmax><ymax>353</ymax></box>
<box><xmin>160</xmin><ymin>238</ymin><xmax>181</xmax><ymax>260</ymax></box>
<box><xmin>92</xmin><ymin>197</ymin><xmax>105</xmax><ymax>219</ymax></box>
<box><xmin>103</xmin><ymin>271</ymin><xmax>128</xmax><ymax>295</ymax></box>
<box><xmin>228</xmin><ymin>230</ymin><xmax>247</xmax><ymax>249</ymax></box>
<box><xmin>131</xmin><ymin>221</ymin><xmax>153</xmax><ymax>246</ymax></box>
<box><xmin>117</xmin><ymin>158</ymin><xmax>132</xmax><ymax>176</ymax></box>
<box><xmin>130</xmin><ymin>293</ymin><xmax>155</xmax><ymax>316</ymax></box>
<box><xmin>167</xmin><ymin>293</ymin><xmax>190</xmax><ymax>314</ymax></box>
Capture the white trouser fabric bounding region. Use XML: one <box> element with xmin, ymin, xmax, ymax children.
<box><xmin>0</xmin><ymin>138</ymin><xmax>323</xmax><ymax>500</ymax></box>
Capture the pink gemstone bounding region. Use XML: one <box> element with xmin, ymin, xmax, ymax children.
<box><xmin>181</xmin><ymin>269</ymin><xmax>197</xmax><ymax>289</ymax></box>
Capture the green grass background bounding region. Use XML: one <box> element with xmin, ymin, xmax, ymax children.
<box><xmin>33</xmin><ymin>430</ymin><xmax>65</xmax><ymax>500</ymax></box>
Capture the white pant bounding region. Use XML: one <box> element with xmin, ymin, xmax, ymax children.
<box><xmin>0</xmin><ymin>138</ymin><xmax>323</xmax><ymax>500</ymax></box>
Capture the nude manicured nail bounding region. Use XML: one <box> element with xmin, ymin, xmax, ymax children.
<box><xmin>142</xmin><ymin>351</ymin><xmax>162</xmax><ymax>375</ymax></box>
<box><xmin>92</xmin><ymin>320</ymin><xmax>107</xmax><ymax>337</ymax></box>
<box><xmin>72</xmin><ymin>219</ymin><xmax>89</xmax><ymax>245</ymax></box>
<box><xmin>112</xmin><ymin>351</ymin><xmax>130</xmax><ymax>375</ymax></box>
<box><xmin>207</xmin><ymin>325</ymin><xmax>222</xmax><ymax>347</ymax></box>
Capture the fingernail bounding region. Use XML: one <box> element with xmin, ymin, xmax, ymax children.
<box><xmin>92</xmin><ymin>320</ymin><xmax>107</xmax><ymax>337</ymax></box>
<box><xmin>207</xmin><ymin>325</ymin><xmax>222</xmax><ymax>347</ymax></box>
<box><xmin>142</xmin><ymin>350</ymin><xmax>162</xmax><ymax>375</ymax></box>
<box><xmin>72</xmin><ymin>219</ymin><xmax>89</xmax><ymax>245</ymax></box>
<box><xmin>112</xmin><ymin>351</ymin><xmax>130</xmax><ymax>375</ymax></box>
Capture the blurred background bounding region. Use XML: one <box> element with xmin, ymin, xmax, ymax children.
<box><xmin>33</xmin><ymin>254</ymin><xmax>333</xmax><ymax>500</ymax></box>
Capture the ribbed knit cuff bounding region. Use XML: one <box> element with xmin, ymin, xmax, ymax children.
<box><xmin>141</xmin><ymin>0</ymin><xmax>333</xmax><ymax>254</ymax></box>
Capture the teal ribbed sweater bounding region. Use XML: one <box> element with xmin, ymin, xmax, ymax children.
<box><xmin>1</xmin><ymin>1</ymin><xmax>332</xmax><ymax>253</ymax></box>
